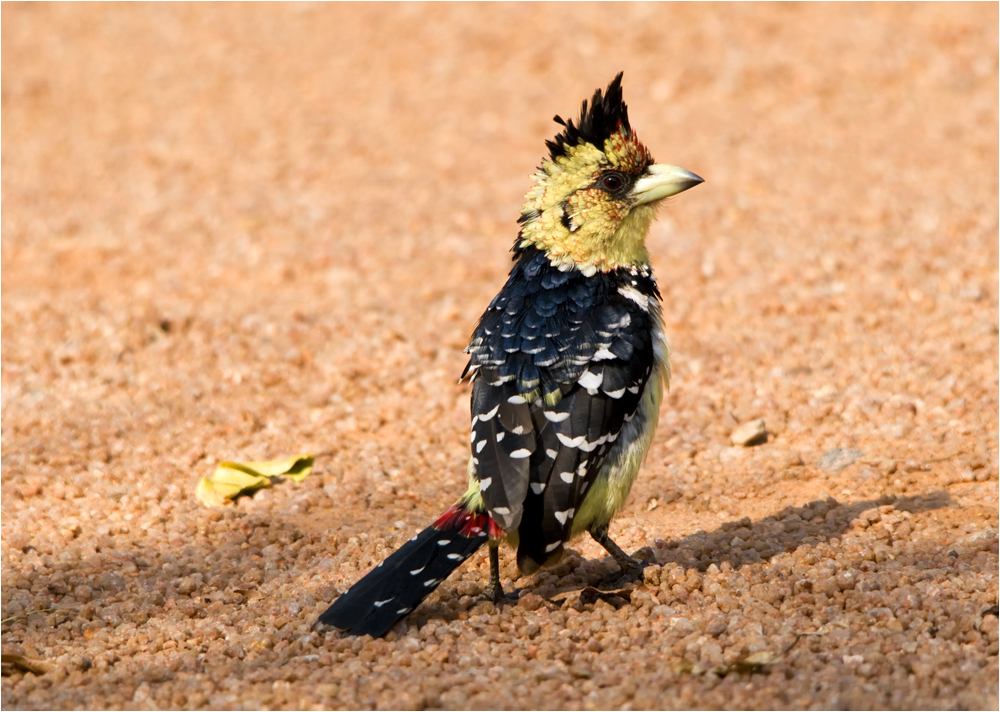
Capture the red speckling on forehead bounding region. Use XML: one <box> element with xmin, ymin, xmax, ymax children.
<box><xmin>604</xmin><ymin>126</ymin><xmax>653</xmax><ymax>174</ymax></box>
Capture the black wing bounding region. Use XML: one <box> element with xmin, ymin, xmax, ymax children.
<box><xmin>464</xmin><ymin>248</ymin><xmax>660</xmax><ymax>570</ymax></box>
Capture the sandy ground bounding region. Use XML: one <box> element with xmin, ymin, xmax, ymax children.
<box><xmin>2</xmin><ymin>3</ymin><xmax>998</xmax><ymax>710</ymax></box>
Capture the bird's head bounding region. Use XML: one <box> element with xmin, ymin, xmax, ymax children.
<box><xmin>517</xmin><ymin>72</ymin><xmax>702</xmax><ymax>276</ymax></box>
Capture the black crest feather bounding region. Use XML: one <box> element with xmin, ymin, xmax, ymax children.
<box><xmin>545</xmin><ymin>72</ymin><xmax>631</xmax><ymax>160</ymax></box>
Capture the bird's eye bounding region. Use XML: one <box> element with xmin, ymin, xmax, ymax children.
<box><xmin>600</xmin><ymin>172</ymin><xmax>625</xmax><ymax>193</ymax></box>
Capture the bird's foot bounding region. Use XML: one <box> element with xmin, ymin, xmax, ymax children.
<box><xmin>481</xmin><ymin>581</ymin><xmax>519</xmax><ymax>605</ymax></box>
<box><xmin>599</xmin><ymin>552</ymin><xmax>656</xmax><ymax>589</ymax></box>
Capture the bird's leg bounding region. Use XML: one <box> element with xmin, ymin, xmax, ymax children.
<box><xmin>482</xmin><ymin>543</ymin><xmax>505</xmax><ymax>603</ymax></box>
<box><xmin>590</xmin><ymin>527</ymin><xmax>646</xmax><ymax>586</ymax></box>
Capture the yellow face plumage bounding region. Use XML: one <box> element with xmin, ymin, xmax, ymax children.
<box><xmin>516</xmin><ymin>73</ymin><xmax>702</xmax><ymax>276</ymax></box>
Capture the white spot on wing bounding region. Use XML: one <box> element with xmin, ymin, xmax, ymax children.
<box><xmin>508</xmin><ymin>395</ymin><xmax>527</xmax><ymax>404</ymax></box>
<box><xmin>511</xmin><ymin>425</ymin><xmax>525</xmax><ymax>435</ymax></box>
<box><xmin>544</xmin><ymin>411</ymin><xmax>570</xmax><ymax>423</ymax></box>
<box><xmin>593</xmin><ymin>346</ymin><xmax>616</xmax><ymax>361</ymax></box>
<box><xmin>479</xmin><ymin>477</ymin><xmax>492</xmax><ymax>491</ymax></box>
<box><xmin>545</xmin><ymin>448</ymin><xmax>558</xmax><ymax>459</ymax></box>
<box><xmin>545</xmin><ymin>541</ymin><xmax>562</xmax><ymax>553</ymax></box>
<box><xmin>480</xmin><ymin>404</ymin><xmax>500</xmax><ymax>420</ymax></box>
<box><xmin>559</xmin><ymin>471</ymin><xmax>574</xmax><ymax>484</ymax></box>
<box><xmin>437</xmin><ymin>539</ymin><xmax>451</xmax><ymax>546</ymax></box>
<box><xmin>509</xmin><ymin>448</ymin><xmax>531</xmax><ymax>459</ymax></box>
<box><xmin>496</xmin><ymin>431</ymin><xmax>505</xmax><ymax>442</ymax></box>
<box><xmin>530</xmin><ymin>482</ymin><xmax>546</xmax><ymax>494</ymax></box>
<box><xmin>556</xmin><ymin>433</ymin><xmax>586</xmax><ymax>449</ymax></box>
<box><xmin>494</xmin><ymin>506</ymin><xmax>510</xmax><ymax>515</ymax></box>
<box><xmin>604</xmin><ymin>387</ymin><xmax>626</xmax><ymax>399</ymax></box>
<box><xmin>618</xmin><ymin>284</ymin><xmax>650</xmax><ymax>311</ymax></box>
<box><xmin>476</xmin><ymin>440</ymin><xmax>487</xmax><ymax>453</ymax></box>
<box><xmin>578</xmin><ymin>370</ymin><xmax>604</xmax><ymax>391</ymax></box>
<box><xmin>374</xmin><ymin>598</ymin><xmax>393</xmax><ymax>608</ymax></box>
<box><xmin>578</xmin><ymin>434</ymin><xmax>607</xmax><ymax>453</ymax></box>
<box><xmin>553</xmin><ymin>509</ymin><xmax>575</xmax><ymax>525</ymax></box>
<box><xmin>447</xmin><ymin>553</ymin><xmax>464</xmax><ymax>560</ymax></box>
<box><xmin>423</xmin><ymin>578</ymin><xmax>441</xmax><ymax>587</ymax></box>
<box><xmin>410</xmin><ymin>567</ymin><xmax>425</xmax><ymax>575</ymax></box>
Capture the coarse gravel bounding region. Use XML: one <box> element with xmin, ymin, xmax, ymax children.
<box><xmin>2</xmin><ymin>3</ymin><xmax>997</xmax><ymax>710</ymax></box>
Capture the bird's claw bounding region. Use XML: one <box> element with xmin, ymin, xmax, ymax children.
<box><xmin>481</xmin><ymin>583</ymin><xmax>518</xmax><ymax>605</ymax></box>
<box><xmin>600</xmin><ymin>555</ymin><xmax>654</xmax><ymax>589</ymax></box>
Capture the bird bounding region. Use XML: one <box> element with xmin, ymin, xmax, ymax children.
<box><xmin>315</xmin><ymin>72</ymin><xmax>703</xmax><ymax>637</ymax></box>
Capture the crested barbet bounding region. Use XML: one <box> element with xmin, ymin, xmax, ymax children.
<box><xmin>316</xmin><ymin>73</ymin><xmax>703</xmax><ymax>637</ymax></box>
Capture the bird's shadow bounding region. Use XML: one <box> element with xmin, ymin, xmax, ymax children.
<box><xmin>408</xmin><ymin>490</ymin><xmax>954</xmax><ymax>628</ymax></box>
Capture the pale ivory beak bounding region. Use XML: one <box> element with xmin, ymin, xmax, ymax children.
<box><xmin>631</xmin><ymin>164</ymin><xmax>704</xmax><ymax>205</ymax></box>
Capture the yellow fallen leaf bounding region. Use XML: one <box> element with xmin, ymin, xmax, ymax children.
<box><xmin>228</xmin><ymin>454</ymin><xmax>314</xmax><ymax>482</ymax></box>
<box><xmin>196</xmin><ymin>454</ymin><xmax>313</xmax><ymax>507</ymax></box>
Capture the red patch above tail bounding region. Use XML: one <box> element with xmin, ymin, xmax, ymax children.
<box><xmin>433</xmin><ymin>504</ymin><xmax>504</xmax><ymax>539</ymax></box>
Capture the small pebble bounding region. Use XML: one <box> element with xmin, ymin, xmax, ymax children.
<box><xmin>730</xmin><ymin>419</ymin><xmax>767</xmax><ymax>447</ymax></box>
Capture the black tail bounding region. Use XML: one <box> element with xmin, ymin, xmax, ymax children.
<box><xmin>315</xmin><ymin>503</ymin><xmax>497</xmax><ymax>637</ymax></box>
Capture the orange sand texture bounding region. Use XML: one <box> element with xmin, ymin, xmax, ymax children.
<box><xmin>2</xmin><ymin>4</ymin><xmax>997</xmax><ymax>709</ymax></box>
